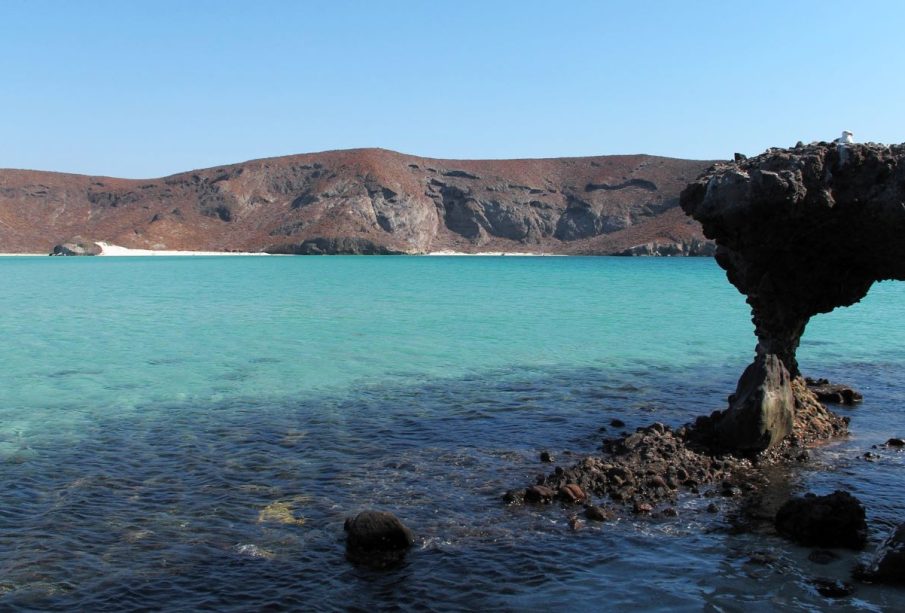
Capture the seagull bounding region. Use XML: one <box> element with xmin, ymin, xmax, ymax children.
<box><xmin>835</xmin><ymin>130</ymin><xmax>854</xmax><ymax>144</ymax></box>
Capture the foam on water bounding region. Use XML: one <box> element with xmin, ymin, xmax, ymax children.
<box><xmin>1</xmin><ymin>256</ymin><xmax>903</xmax><ymax>610</ymax></box>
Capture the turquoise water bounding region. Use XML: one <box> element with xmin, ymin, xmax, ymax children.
<box><xmin>1</xmin><ymin>256</ymin><xmax>903</xmax><ymax>610</ymax></box>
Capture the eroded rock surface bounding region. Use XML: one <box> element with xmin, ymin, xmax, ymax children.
<box><xmin>681</xmin><ymin>142</ymin><xmax>905</xmax><ymax>450</ymax></box>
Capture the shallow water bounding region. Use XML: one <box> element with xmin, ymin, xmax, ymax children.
<box><xmin>0</xmin><ymin>256</ymin><xmax>903</xmax><ymax>610</ymax></box>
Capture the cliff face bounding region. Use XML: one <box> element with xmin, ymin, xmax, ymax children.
<box><xmin>681</xmin><ymin>142</ymin><xmax>905</xmax><ymax>450</ymax></box>
<box><xmin>0</xmin><ymin>148</ymin><xmax>713</xmax><ymax>255</ymax></box>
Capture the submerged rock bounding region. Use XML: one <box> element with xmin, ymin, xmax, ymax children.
<box><xmin>774</xmin><ymin>490</ymin><xmax>867</xmax><ymax>549</ymax></box>
<box><xmin>811</xmin><ymin>577</ymin><xmax>855</xmax><ymax>598</ymax></box>
<box><xmin>344</xmin><ymin>510</ymin><xmax>414</xmax><ymax>568</ymax></box>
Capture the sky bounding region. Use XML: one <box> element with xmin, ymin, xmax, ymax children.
<box><xmin>2</xmin><ymin>0</ymin><xmax>904</xmax><ymax>178</ymax></box>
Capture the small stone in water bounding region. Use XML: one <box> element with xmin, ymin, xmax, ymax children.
<box><xmin>585</xmin><ymin>505</ymin><xmax>615</xmax><ymax>522</ymax></box>
<box><xmin>558</xmin><ymin>484</ymin><xmax>587</xmax><ymax>504</ymax></box>
<box><xmin>886</xmin><ymin>438</ymin><xmax>905</xmax><ymax>448</ymax></box>
<box><xmin>525</xmin><ymin>485</ymin><xmax>555</xmax><ymax>503</ymax></box>
<box><xmin>610</xmin><ymin>418</ymin><xmax>626</xmax><ymax>428</ymax></box>
<box><xmin>808</xmin><ymin>550</ymin><xmax>839</xmax><ymax>565</ymax></box>
<box><xmin>539</xmin><ymin>450</ymin><xmax>554</xmax><ymax>463</ymax></box>
<box><xmin>811</xmin><ymin>577</ymin><xmax>854</xmax><ymax>598</ymax></box>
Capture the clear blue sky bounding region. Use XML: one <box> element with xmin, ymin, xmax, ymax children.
<box><xmin>2</xmin><ymin>0</ymin><xmax>903</xmax><ymax>178</ymax></box>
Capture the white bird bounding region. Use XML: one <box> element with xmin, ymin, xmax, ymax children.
<box><xmin>835</xmin><ymin>130</ymin><xmax>854</xmax><ymax>144</ymax></box>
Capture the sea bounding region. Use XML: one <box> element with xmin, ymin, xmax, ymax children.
<box><xmin>0</xmin><ymin>255</ymin><xmax>903</xmax><ymax>611</ymax></box>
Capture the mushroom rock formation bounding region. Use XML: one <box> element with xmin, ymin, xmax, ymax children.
<box><xmin>681</xmin><ymin>142</ymin><xmax>905</xmax><ymax>451</ymax></box>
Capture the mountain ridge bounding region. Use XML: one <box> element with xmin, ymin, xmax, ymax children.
<box><xmin>0</xmin><ymin>148</ymin><xmax>717</xmax><ymax>255</ymax></box>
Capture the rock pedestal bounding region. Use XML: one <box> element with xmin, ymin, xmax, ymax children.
<box><xmin>681</xmin><ymin>142</ymin><xmax>905</xmax><ymax>451</ymax></box>
<box><xmin>718</xmin><ymin>354</ymin><xmax>794</xmax><ymax>451</ymax></box>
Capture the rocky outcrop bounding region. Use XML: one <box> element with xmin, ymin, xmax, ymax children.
<box><xmin>681</xmin><ymin>142</ymin><xmax>905</xmax><ymax>450</ymax></box>
<box><xmin>0</xmin><ymin>149</ymin><xmax>714</xmax><ymax>255</ymax></box>
<box><xmin>50</xmin><ymin>237</ymin><xmax>101</xmax><ymax>256</ymax></box>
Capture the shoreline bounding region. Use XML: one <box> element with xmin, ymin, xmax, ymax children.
<box><xmin>0</xmin><ymin>243</ymin><xmax>568</xmax><ymax>257</ymax></box>
<box><xmin>423</xmin><ymin>250</ymin><xmax>563</xmax><ymax>256</ymax></box>
<box><xmin>95</xmin><ymin>242</ymin><xmax>271</xmax><ymax>256</ymax></box>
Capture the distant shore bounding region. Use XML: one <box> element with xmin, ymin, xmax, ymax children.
<box><xmin>0</xmin><ymin>243</ymin><xmax>568</xmax><ymax>257</ymax></box>
<box><xmin>424</xmin><ymin>250</ymin><xmax>563</xmax><ymax>257</ymax></box>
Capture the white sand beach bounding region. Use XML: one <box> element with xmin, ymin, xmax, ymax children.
<box><xmin>94</xmin><ymin>242</ymin><xmax>270</xmax><ymax>256</ymax></box>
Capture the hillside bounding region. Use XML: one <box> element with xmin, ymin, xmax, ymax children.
<box><xmin>0</xmin><ymin>148</ymin><xmax>715</xmax><ymax>255</ymax></box>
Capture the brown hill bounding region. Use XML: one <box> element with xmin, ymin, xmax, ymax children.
<box><xmin>0</xmin><ymin>148</ymin><xmax>715</xmax><ymax>255</ymax></box>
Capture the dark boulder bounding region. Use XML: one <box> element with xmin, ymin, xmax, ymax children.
<box><xmin>774</xmin><ymin>491</ymin><xmax>867</xmax><ymax>549</ymax></box>
<box><xmin>344</xmin><ymin>510</ymin><xmax>414</xmax><ymax>567</ymax></box>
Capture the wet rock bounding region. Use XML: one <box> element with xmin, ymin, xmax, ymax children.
<box><xmin>774</xmin><ymin>491</ymin><xmax>867</xmax><ymax>549</ymax></box>
<box><xmin>610</xmin><ymin>419</ymin><xmax>625</xmax><ymax>428</ymax></box>
<box><xmin>568</xmin><ymin>516</ymin><xmax>584</xmax><ymax>531</ymax></box>
<box><xmin>584</xmin><ymin>505</ymin><xmax>615</xmax><ymax>522</ymax></box>
<box><xmin>558</xmin><ymin>484</ymin><xmax>587</xmax><ymax>504</ymax></box>
<box><xmin>633</xmin><ymin>501</ymin><xmax>653</xmax><ymax>514</ymax></box>
<box><xmin>344</xmin><ymin>510</ymin><xmax>414</xmax><ymax>568</ymax></box>
<box><xmin>661</xmin><ymin>507</ymin><xmax>678</xmax><ymax>517</ymax></box>
<box><xmin>856</xmin><ymin>522</ymin><xmax>905</xmax><ymax>584</ymax></box>
<box><xmin>502</xmin><ymin>488</ymin><xmax>525</xmax><ymax>505</ymax></box>
<box><xmin>524</xmin><ymin>485</ymin><xmax>555</xmax><ymax>503</ymax></box>
<box><xmin>706</xmin><ymin>503</ymin><xmax>719</xmax><ymax>513</ymax></box>
<box><xmin>539</xmin><ymin>450</ymin><xmax>555</xmax><ymax>463</ymax></box>
<box><xmin>886</xmin><ymin>438</ymin><xmax>905</xmax><ymax>448</ymax></box>
<box><xmin>805</xmin><ymin>377</ymin><xmax>863</xmax><ymax>405</ymax></box>
<box><xmin>811</xmin><ymin>578</ymin><xmax>854</xmax><ymax>598</ymax></box>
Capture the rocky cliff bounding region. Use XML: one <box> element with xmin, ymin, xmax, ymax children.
<box><xmin>0</xmin><ymin>148</ymin><xmax>713</xmax><ymax>255</ymax></box>
<box><xmin>681</xmin><ymin>141</ymin><xmax>905</xmax><ymax>450</ymax></box>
